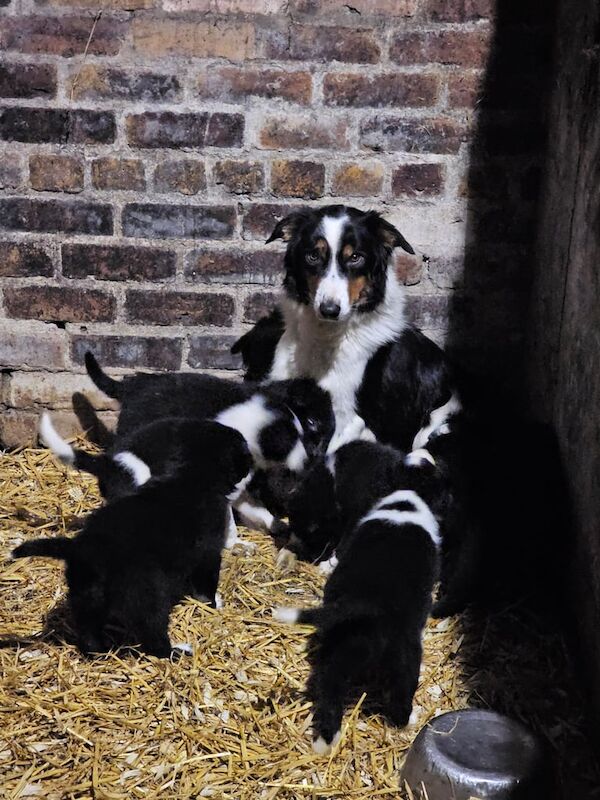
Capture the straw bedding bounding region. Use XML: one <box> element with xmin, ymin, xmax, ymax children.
<box><xmin>1</xmin><ymin>444</ymin><xmax>599</xmax><ymax>799</ymax></box>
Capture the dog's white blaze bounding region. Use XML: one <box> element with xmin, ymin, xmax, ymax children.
<box><xmin>314</xmin><ymin>214</ymin><xmax>351</xmax><ymax>320</ymax></box>
<box><xmin>405</xmin><ymin>448</ymin><xmax>436</xmax><ymax>468</ymax></box>
<box><xmin>272</xmin><ymin>606</ymin><xmax>300</xmax><ymax>623</ymax></box>
<box><xmin>270</xmin><ymin>270</ymin><xmax>407</xmax><ymax>443</ymax></box>
<box><xmin>113</xmin><ymin>451</ymin><xmax>151</xmax><ymax>486</ymax></box>
<box><xmin>39</xmin><ymin>413</ymin><xmax>75</xmax><ymax>465</ymax></box>
<box><xmin>286</xmin><ymin>437</ymin><xmax>308</xmax><ymax>472</ymax></box>
<box><xmin>412</xmin><ymin>392</ymin><xmax>461</xmax><ymax>450</ymax></box>
<box><xmin>216</xmin><ymin>394</ymin><xmax>274</xmax><ymax>468</ymax></box>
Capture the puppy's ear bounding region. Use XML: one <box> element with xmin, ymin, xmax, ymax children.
<box><xmin>365</xmin><ymin>211</ymin><xmax>414</xmax><ymax>254</ymax></box>
<box><xmin>266</xmin><ymin>211</ymin><xmax>309</xmax><ymax>244</ymax></box>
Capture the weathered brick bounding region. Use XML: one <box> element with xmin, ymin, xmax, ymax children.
<box><xmin>47</xmin><ymin>0</ymin><xmax>154</xmax><ymax>10</ymax></box>
<box><xmin>132</xmin><ymin>18</ymin><xmax>255</xmax><ymax>60</ymax></box>
<box><xmin>395</xmin><ymin>253</ymin><xmax>423</xmax><ymax>286</ymax></box>
<box><xmin>260</xmin><ymin>115</ymin><xmax>348</xmax><ymax>150</ymax></box>
<box><xmin>323</xmin><ymin>73</ymin><xmax>438</xmax><ymax>108</ymax></box>
<box><xmin>91</xmin><ymin>158</ymin><xmax>146</xmax><ymax>191</ymax></box>
<box><xmin>0</xmin><ymin>242</ymin><xmax>53</xmax><ymax>278</ymax></box>
<box><xmin>271</xmin><ymin>159</ymin><xmax>324</xmax><ymax>199</ymax></box>
<box><xmin>360</xmin><ymin>116</ymin><xmax>464</xmax><ymax>154</ymax></box>
<box><xmin>0</xmin><ymin>108</ymin><xmax>115</xmax><ymax>144</ymax></box>
<box><xmin>164</xmin><ymin>0</ymin><xmax>285</xmax><ymax>11</ymax></box>
<box><xmin>122</xmin><ymin>203</ymin><xmax>235</xmax><ymax>240</ymax></box>
<box><xmin>70</xmin><ymin>64</ymin><xmax>180</xmax><ymax>102</ymax></box>
<box><xmin>0</xmin><ymin>15</ymin><xmax>127</xmax><ymax>58</ymax></box>
<box><xmin>30</xmin><ymin>154</ymin><xmax>84</xmax><ymax>193</ymax></box>
<box><xmin>154</xmin><ymin>160</ymin><xmax>206</xmax><ymax>195</ymax></box>
<box><xmin>331</xmin><ymin>162</ymin><xmax>384</xmax><ymax>196</ymax></box>
<box><xmin>242</xmin><ymin>203</ymin><xmax>295</xmax><ymax>240</ymax></box>
<box><xmin>5</xmin><ymin>286</ymin><xmax>116</xmax><ymax>324</ymax></box>
<box><xmin>71</xmin><ymin>335</ymin><xmax>183</xmax><ymax>370</ymax></box>
<box><xmin>185</xmin><ymin>248</ymin><xmax>281</xmax><ymax>285</ymax></box>
<box><xmin>426</xmin><ymin>0</ymin><xmax>493</xmax><ymax>21</ymax></box>
<box><xmin>406</xmin><ymin>293</ymin><xmax>454</xmax><ymax>329</ymax></box>
<box><xmin>243</xmin><ymin>292</ymin><xmax>278</xmax><ymax>323</ymax></box>
<box><xmin>62</xmin><ymin>243</ymin><xmax>176</xmax><ymax>281</ymax></box>
<box><xmin>0</xmin><ymin>319</ymin><xmax>66</xmax><ymax>369</ymax></box>
<box><xmin>0</xmin><ymin>63</ymin><xmax>56</xmax><ymax>98</ymax></box>
<box><xmin>447</xmin><ymin>72</ymin><xmax>483</xmax><ymax>108</ymax></box>
<box><xmin>0</xmin><ymin>155</ymin><xmax>23</xmax><ymax>189</ymax></box>
<box><xmin>264</xmin><ymin>23</ymin><xmax>380</xmax><ymax>63</ymax></box>
<box><xmin>126</xmin><ymin>290</ymin><xmax>234</xmax><ymax>327</ymax></box>
<box><xmin>127</xmin><ymin>111</ymin><xmax>243</xmax><ymax>149</ymax></box>
<box><xmin>291</xmin><ymin>0</ymin><xmax>416</xmax><ymax>14</ymax></box>
<box><xmin>187</xmin><ymin>335</ymin><xmax>242</xmax><ymax>371</ymax></box>
<box><xmin>392</xmin><ymin>163</ymin><xmax>445</xmax><ymax>197</ymax></box>
<box><xmin>428</xmin><ymin>255</ymin><xmax>464</xmax><ymax>290</ymax></box>
<box><xmin>214</xmin><ymin>160</ymin><xmax>264</xmax><ymax>194</ymax></box>
<box><xmin>0</xmin><ymin>198</ymin><xmax>113</xmax><ymax>235</ymax></box>
<box><xmin>2</xmin><ymin>372</ymin><xmax>119</xmax><ymax>411</ymax></box>
<box><xmin>197</xmin><ymin>67</ymin><xmax>311</xmax><ymax>105</ymax></box>
<box><xmin>390</xmin><ymin>29</ymin><xmax>491</xmax><ymax>68</ymax></box>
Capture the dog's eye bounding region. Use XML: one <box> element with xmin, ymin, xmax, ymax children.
<box><xmin>346</xmin><ymin>252</ymin><xmax>365</xmax><ymax>266</ymax></box>
<box><xmin>305</xmin><ymin>251</ymin><xmax>320</xmax><ymax>264</ymax></box>
<box><xmin>304</xmin><ymin>417</ymin><xmax>319</xmax><ymax>432</ymax></box>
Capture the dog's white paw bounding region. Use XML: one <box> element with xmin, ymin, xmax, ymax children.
<box><xmin>276</xmin><ymin>548</ymin><xmax>297</xmax><ymax>572</ymax></box>
<box><xmin>318</xmin><ymin>553</ymin><xmax>338</xmax><ymax>576</ymax></box>
<box><xmin>312</xmin><ymin>730</ymin><xmax>341</xmax><ymax>756</ymax></box>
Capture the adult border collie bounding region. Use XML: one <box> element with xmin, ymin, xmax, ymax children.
<box><xmin>231</xmin><ymin>205</ymin><xmax>460</xmax><ymax>451</ymax></box>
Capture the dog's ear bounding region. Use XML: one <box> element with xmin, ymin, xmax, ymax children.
<box><xmin>266</xmin><ymin>211</ymin><xmax>309</xmax><ymax>244</ymax></box>
<box><xmin>365</xmin><ymin>211</ymin><xmax>414</xmax><ymax>254</ymax></box>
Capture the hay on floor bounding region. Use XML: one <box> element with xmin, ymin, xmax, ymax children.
<box><xmin>0</xmin><ymin>445</ymin><xmax>598</xmax><ymax>799</ymax></box>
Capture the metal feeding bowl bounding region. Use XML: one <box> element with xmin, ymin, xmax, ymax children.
<box><xmin>401</xmin><ymin>709</ymin><xmax>554</xmax><ymax>799</ymax></box>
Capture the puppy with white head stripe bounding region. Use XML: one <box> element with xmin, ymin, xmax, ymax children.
<box><xmin>273</xmin><ymin>448</ymin><xmax>442</xmax><ymax>753</ymax></box>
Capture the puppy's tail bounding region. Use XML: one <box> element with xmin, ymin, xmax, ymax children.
<box><xmin>39</xmin><ymin>413</ymin><xmax>108</xmax><ymax>478</ymax></box>
<box><xmin>272</xmin><ymin>606</ymin><xmax>323</xmax><ymax>626</ymax></box>
<box><xmin>13</xmin><ymin>537</ymin><xmax>72</xmax><ymax>561</ymax></box>
<box><xmin>84</xmin><ymin>352</ymin><xmax>122</xmax><ymax>400</ymax></box>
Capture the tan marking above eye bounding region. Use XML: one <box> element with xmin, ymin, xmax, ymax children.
<box><xmin>348</xmin><ymin>275</ymin><xmax>369</xmax><ymax>305</ymax></box>
<box><xmin>342</xmin><ymin>244</ymin><xmax>354</xmax><ymax>260</ymax></box>
<box><xmin>314</xmin><ymin>238</ymin><xmax>328</xmax><ymax>257</ymax></box>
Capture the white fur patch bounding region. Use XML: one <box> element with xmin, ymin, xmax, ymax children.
<box><xmin>314</xmin><ymin>214</ymin><xmax>351</xmax><ymax>320</ymax></box>
<box><xmin>113</xmin><ymin>451</ymin><xmax>151</xmax><ymax>486</ymax></box>
<box><xmin>286</xmin><ymin>437</ymin><xmax>307</xmax><ymax>472</ymax></box>
<box><xmin>214</xmin><ymin>592</ymin><xmax>223</xmax><ymax>610</ymax></box>
<box><xmin>224</xmin><ymin>506</ymin><xmax>239</xmax><ymax>549</ymax></box>
<box><xmin>272</xmin><ymin>606</ymin><xmax>300</xmax><ymax>623</ymax></box>
<box><xmin>216</xmin><ymin>395</ymin><xmax>274</xmax><ymax>469</ymax></box>
<box><xmin>39</xmin><ymin>413</ymin><xmax>74</xmax><ymax>465</ymax></box>
<box><xmin>312</xmin><ymin>730</ymin><xmax>341</xmax><ymax>756</ymax></box>
<box><xmin>361</xmin><ymin>489</ymin><xmax>440</xmax><ymax>546</ymax></box>
<box><xmin>405</xmin><ymin>448</ymin><xmax>436</xmax><ymax>468</ymax></box>
<box><xmin>234</xmin><ymin>496</ymin><xmax>275</xmax><ymax>533</ymax></box>
<box><xmin>226</xmin><ymin>469</ymin><xmax>254</xmax><ymax>503</ymax></box>
<box><xmin>173</xmin><ymin>642</ymin><xmax>193</xmax><ymax>656</ymax></box>
<box><xmin>318</xmin><ymin>553</ymin><xmax>338</xmax><ymax>575</ymax></box>
<box><xmin>412</xmin><ymin>392</ymin><xmax>461</xmax><ymax>450</ymax></box>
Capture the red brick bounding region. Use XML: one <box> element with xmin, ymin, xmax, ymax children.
<box><xmin>127</xmin><ymin>111</ymin><xmax>243</xmax><ymax>149</ymax></box>
<box><xmin>448</xmin><ymin>72</ymin><xmax>484</xmax><ymax>108</ymax></box>
<box><xmin>323</xmin><ymin>73</ymin><xmax>438</xmax><ymax>108</ymax></box>
<box><xmin>30</xmin><ymin>155</ymin><xmax>84</xmax><ymax>193</ymax></box>
<box><xmin>0</xmin><ymin>63</ymin><xmax>56</xmax><ymax>98</ymax></box>
<box><xmin>0</xmin><ymin>15</ymin><xmax>127</xmax><ymax>57</ymax></box>
<box><xmin>264</xmin><ymin>23</ymin><xmax>380</xmax><ymax>63</ymax></box>
<box><xmin>243</xmin><ymin>292</ymin><xmax>278</xmax><ymax>323</ymax></box>
<box><xmin>154</xmin><ymin>160</ymin><xmax>206</xmax><ymax>195</ymax></box>
<box><xmin>126</xmin><ymin>290</ymin><xmax>234</xmax><ymax>327</ymax></box>
<box><xmin>214</xmin><ymin>160</ymin><xmax>264</xmax><ymax>194</ymax></box>
<box><xmin>426</xmin><ymin>0</ymin><xmax>493</xmax><ymax>21</ymax></box>
<box><xmin>271</xmin><ymin>159</ymin><xmax>324</xmax><ymax>199</ymax></box>
<box><xmin>122</xmin><ymin>203</ymin><xmax>235</xmax><ymax>240</ymax></box>
<box><xmin>0</xmin><ymin>108</ymin><xmax>115</xmax><ymax>144</ymax></box>
<box><xmin>392</xmin><ymin>163</ymin><xmax>445</xmax><ymax>197</ymax></box>
<box><xmin>331</xmin><ymin>163</ymin><xmax>384</xmax><ymax>196</ymax></box>
<box><xmin>197</xmin><ymin>67</ymin><xmax>311</xmax><ymax>105</ymax></box>
<box><xmin>242</xmin><ymin>203</ymin><xmax>296</xmax><ymax>240</ymax></box>
<box><xmin>92</xmin><ymin>158</ymin><xmax>146</xmax><ymax>191</ymax></box>
<box><xmin>70</xmin><ymin>64</ymin><xmax>180</xmax><ymax>102</ymax></box>
<box><xmin>0</xmin><ymin>242</ymin><xmax>53</xmax><ymax>277</ymax></box>
<box><xmin>395</xmin><ymin>253</ymin><xmax>423</xmax><ymax>286</ymax></box>
<box><xmin>0</xmin><ymin>198</ymin><xmax>112</xmax><ymax>235</ymax></box>
<box><xmin>164</xmin><ymin>0</ymin><xmax>285</xmax><ymax>10</ymax></box>
<box><xmin>291</xmin><ymin>0</ymin><xmax>416</xmax><ymax>15</ymax></box>
<box><xmin>260</xmin><ymin>115</ymin><xmax>348</xmax><ymax>150</ymax></box>
<box><xmin>187</xmin><ymin>335</ymin><xmax>242</xmax><ymax>371</ymax></box>
<box><xmin>0</xmin><ymin>319</ymin><xmax>66</xmax><ymax>370</ymax></box>
<box><xmin>71</xmin><ymin>335</ymin><xmax>183</xmax><ymax>370</ymax></box>
<box><xmin>132</xmin><ymin>18</ymin><xmax>255</xmax><ymax>60</ymax></box>
<box><xmin>4</xmin><ymin>286</ymin><xmax>116</xmax><ymax>323</ymax></box>
<box><xmin>390</xmin><ymin>29</ymin><xmax>491</xmax><ymax>68</ymax></box>
<box><xmin>62</xmin><ymin>243</ymin><xmax>176</xmax><ymax>281</ymax></box>
<box><xmin>185</xmin><ymin>248</ymin><xmax>281</xmax><ymax>285</ymax></box>
<box><xmin>360</xmin><ymin>116</ymin><xmax>465</xmax><ymax>154</ymax></box>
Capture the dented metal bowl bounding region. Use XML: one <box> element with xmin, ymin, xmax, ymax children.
<box><xmin>401</xmin><ymin>709</ymin><xmax>554</xmax><ymax>799</ymax></box>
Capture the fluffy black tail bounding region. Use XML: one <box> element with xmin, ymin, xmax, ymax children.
<box><xmin>84</xmin><ymin>352</ymin><xmax>122</xmax><ymax>400</ymax></box>
<box><xmin>13</xmin><ymin>537</ymin><xmax>72</xmax><ymax>561</ymax></box>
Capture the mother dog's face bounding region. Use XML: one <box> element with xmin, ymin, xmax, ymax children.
<box><xmin>266</xmin><ymin>205</ymin><xmax>414</xmax><ymax>322</ymax></box>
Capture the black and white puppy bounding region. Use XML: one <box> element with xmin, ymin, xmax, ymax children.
<box><xmin>231</xmin><ymin>205</ymin><xmax>459</xmax><ymax>452</ymax></box>
<box><xmin>273</xmin><ymin>451</ymin><xmax>441</xmax><ymax>753</ymax></box>
<box><xmin>13</xmin><ymin>420</ymin><xmax>253</xmax><ymax>658</ymax></box>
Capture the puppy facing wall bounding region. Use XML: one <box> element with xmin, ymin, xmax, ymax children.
<box><xmin>274</xmin><ymin>451</ymin><xmax>441</xmax><ymax>753</ymax></box>
<box><xmin>13</xmin><ymin>420</ymin><xmax>252</xmax><ymax>658</ymax></box>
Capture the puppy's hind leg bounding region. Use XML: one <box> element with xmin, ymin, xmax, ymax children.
<box><xmin>307</xmin><ymin>656</ymin><xmax>347</xmax><ymax>755</ymax></box>
<box><xmin>385</xmin><ymin>638</ymin><xmax>422</xmax><ymax>728</ymax></box>
<box><xmin>190</xmin><ymin>552</ymin><xmax>222</xmax><ymax>609</ymax></box>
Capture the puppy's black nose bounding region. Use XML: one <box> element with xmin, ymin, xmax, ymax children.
<box><xmin>319</xmin><ymin>300</ymin><xmax>341</xmax><ymax>319</ymax></box>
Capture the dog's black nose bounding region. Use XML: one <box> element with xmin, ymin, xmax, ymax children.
<box><xmin>319</xmin><ymin>300</ymin><xmax>341</xmax><ymax>319</ymax></box>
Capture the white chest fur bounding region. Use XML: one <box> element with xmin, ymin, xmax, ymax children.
<box><xmin>269</xmin><ymin>271</ymin><xmax>406</xmax><ymax>435</ymax></box>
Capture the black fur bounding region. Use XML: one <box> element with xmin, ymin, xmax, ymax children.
<box><xmin>13</xmin><ymin>421</ymin><xmax>252</xmax><ymax>657</ymax></box>
<box><xmin>231</xmin><ymin>309</ymin><xmax>285</xmax><ymax>383</ymax></box>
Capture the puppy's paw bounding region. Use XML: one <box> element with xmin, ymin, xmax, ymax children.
<box><xmin>172</xmin><ymin>642</ymin><xmax>193</xmax><ymax>659</ymax></box>
<box><xmin>318</xmin><ymin>553</ymin><xmax>338</xmax><ymax>576</ymax></box>
<box><xmin>214</xmin><ymin>593</ymin><xmax>223</xmax><ymax>610</ymax></box>
<box><xmin>276</xmin><ymin>547</ymin><xmax>297</xmax><ymax>572</ymax></box>
<box><xmin>232</xmin><ymin>538</ymin><xmax>257</xmax><ymax>556</ymax></box>
<box><xmin>312</xmin><ymin>730</ymin><xmax>341</xmax><ymax>756</ymax></box>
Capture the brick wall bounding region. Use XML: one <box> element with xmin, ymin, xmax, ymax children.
<box><xmin>0</xmin><ymin>0</ymin><xmax>554</xmax><ymax>446</ymax></box>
